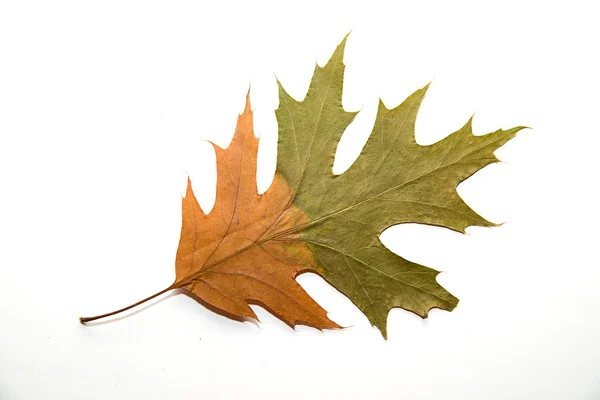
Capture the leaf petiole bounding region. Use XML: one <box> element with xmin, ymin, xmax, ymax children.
<box><xmin>79</xmin><ymin>285</ymin><xmax>175</xmax><ymax>324</ymax></box>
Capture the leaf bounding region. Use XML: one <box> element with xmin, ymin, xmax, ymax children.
<box><xmin>81</xmin><ymin>36</ymin><xmax>524</xmax><ymax>338</ymax></box>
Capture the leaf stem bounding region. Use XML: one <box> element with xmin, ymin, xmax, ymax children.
<box><xmin>79</xmin><ymin>285</ymin><xmax>174</xmax><ymax>324</ymax></box>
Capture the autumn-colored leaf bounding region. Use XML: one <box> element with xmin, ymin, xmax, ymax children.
<box><xmin>81</xmin><ymin>37</ymin><xmax>524</xmax><ymax>338</ymax></box>
<box><xmin>173</xmin><ymin>98</ymin><xmax>338</xmax><ymax>329</ymax></box>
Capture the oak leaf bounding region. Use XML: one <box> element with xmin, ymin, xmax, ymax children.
<box><xmin>81</xmin><ymin>37</ymin><xmax>524</xmax><ymax>338</ymax></box>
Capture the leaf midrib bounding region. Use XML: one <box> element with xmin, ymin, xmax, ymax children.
<box><xmin>178</xmin><ymin>135</ymin><xmax>508</xmax><ymax>285</ymax></box>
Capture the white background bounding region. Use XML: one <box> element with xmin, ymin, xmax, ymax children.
<box><xmin>1</xmin><ymin>1</ymin><xmax>599</xmax><ymax>399</ymax></box>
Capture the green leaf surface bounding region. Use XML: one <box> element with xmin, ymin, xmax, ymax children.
<box><xmin>275</xmin><ymin>37</ymin><xmax>525</xmax><ymax>337</ymax></box>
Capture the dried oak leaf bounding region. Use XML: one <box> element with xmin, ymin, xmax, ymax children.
<box><xmin>81</xmin><ymin>38</ymin><xmax>524</xmax><ymax>338</ymax></box>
